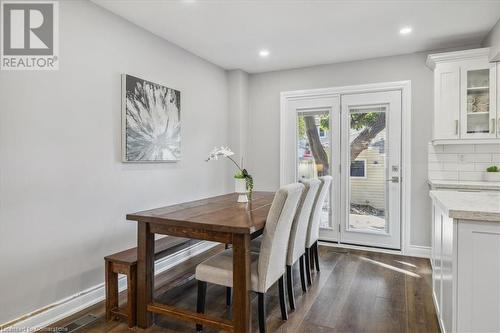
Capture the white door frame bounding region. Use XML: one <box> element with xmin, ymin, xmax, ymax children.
<box><xmin>280</xmin><ymin>80</ymin><xmax>413</xmax><ymax>255</ymax></box>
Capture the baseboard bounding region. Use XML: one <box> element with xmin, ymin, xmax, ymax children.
<box><xmin>404</xmin><ymin>244</ymin><xmax>431</xmax><ymax>259</ymax></box>
<box><xmin>0</xmin><ymin>241</ymin><xmax>218</xmax><ymax>332</ymax></box>
<box><xmin>319</xmin><ymin>241</ymin><xmax>431</xmax><ymax>259</ymax></box>
<box><xmin>319</xmin><ymin>241</ymin><xmax>403</xmax><ymax>255</ymax></box>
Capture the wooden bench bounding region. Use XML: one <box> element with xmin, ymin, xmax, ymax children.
<box><xmin>104</xmin><ymin>236</ymin><xmax>192</xmax><ymax>327</ymax></box>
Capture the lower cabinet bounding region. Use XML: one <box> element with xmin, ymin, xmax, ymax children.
<box><xmin>431</xmin><ymin>202</ymin><xmax>500</xmax><ymax>333</ymax></box>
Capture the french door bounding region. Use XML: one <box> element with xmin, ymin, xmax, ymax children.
<box><xmin>282</xmin><ymin>95</ymin><xmax>341</xmax><ymax>241</ymax></box>
<box><xmin>282</xmin><ymin>88</ymin><xmax>403</xmax><ymax>250</ymax></box>
<box><xmin>340</xmin><ymin>91</ymin><xmax>402</xmax><ymax>249</ymax></box>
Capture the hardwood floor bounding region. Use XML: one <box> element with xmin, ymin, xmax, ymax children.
<box><xmin>49</xmin><ymin>246</ymin><xmax>439</xmax><ymax>333</ymax></box>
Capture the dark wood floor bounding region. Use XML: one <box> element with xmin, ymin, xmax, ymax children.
<box><xmin>51</xmin><ymin>246</ymin><xmax>440</xmax><ymax>333</ymax></box>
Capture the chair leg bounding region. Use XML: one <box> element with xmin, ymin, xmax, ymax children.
<box><xmin>286</xmin><ymin>265</ymin><xmax>295</xmax><ymax>311</ymax></box>
<box><xmin>196</xmin><ymin>281</ymin><xmax>207</xmax><ymax>331</ymax></box>
<box><xmin>304</xmin><ymin>248</ymin><xmax>312</xmax><ymax>286</ymax></box>
<box><xmin>299</xmin><ymin>255</ymin><xmax>307</xmax><ymax>293</ymax></box>
<box><xmin>278</xmin><ymin>275</ymin><xmax>288</xmax><ymax>321</ymax></box>
<box><xmin>226</xmin><ymin>287</ymin><xmax>231</xmax><ymax>306</ymax></box>
<box><xmin>258</xmin><ymin>293</ymin><xmax>266</xmax><ymax>333</ymax></box>
<box><xmin>309</xmin><ymin>246</ymin><xmax>315</xmax><ymax>270</ymax></box>
<box><xmin>314</xmin><ymin>241</ymin><xmax>320</xmax><ymax>272</ymax></box>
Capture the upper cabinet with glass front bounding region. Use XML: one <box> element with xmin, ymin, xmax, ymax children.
<box><xmin>427</xmin><ymin>48</ymin><xmax>499</xmax><ymax>144</ymax></box>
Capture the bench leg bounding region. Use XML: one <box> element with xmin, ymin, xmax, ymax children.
<box><xmin>127</xmin><ymin>265</ymin><xmax>137</xmax><ymax>327</ymax></box>
<box><xmin>105</xmin><ymin>261</ymin><xmax>118</xmax><ymax>321</ymax></box>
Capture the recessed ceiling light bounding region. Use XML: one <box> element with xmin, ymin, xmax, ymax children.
<box><xmin>259</xmin><ymin>49</ymin><xmax>270</xmax><ymax>58</ymax></box>
<box><xmin>399</xmin><ymin>26</ymin><xmax>413</xmax><ymax>35</ymax></box>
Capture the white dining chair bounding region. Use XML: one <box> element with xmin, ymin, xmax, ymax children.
<box><xmin>194</xmin><ymin>183</ymin><xmax>304</xmax><ymax>333</ymax></box>
<box><xmin>249</xmin><ymin>178</ymin><xmax>320</xmax><ymax>311</ymax></box>
<box><xmin>285</xmin><ymin>178</ymin><xmax>320</xmax><ymax>310</ymax></box>
<box><xmin>305</xmin><ymin>175</ymin><xmax>332</xmax><ymax>285</ymax></box>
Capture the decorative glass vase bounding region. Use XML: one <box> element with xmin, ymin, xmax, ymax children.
<box><xmin>235</xmin><ymin>178</ymin><xmax>248</xmax><ymax>203</ymax></box>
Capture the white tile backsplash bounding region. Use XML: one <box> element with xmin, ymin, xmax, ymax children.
<box><xmin>457</xmin><ymin>162</ymin><xmax>475</xmax><ymax>171</ymax></box>
<box><xmin>475</xmin><ymin>162</ymin><xmax>494</xmax><ymax>172</ymax></box>
<box><xmin>428</xmin><ymin>143</ymin><xmax>500</xmax><ymax>182</ymax></box>
<box><xmin>458</xmin><ymin>171</ymin><xmax>484</xmax><ymax>181</ymax></box>
<box><xmin>460</xmin><ymin>153</ymin><xmax>492</xmax><ymax>162</ymax></box>
<box><xmin>428</xmin><ymin>153</ymin><xmax>458</xmax><ymax>162</ymax></box>
<box><xmin>428</xmin><ymin>170</ymin><xmax>459</xmax><ymax>180</ymax></box>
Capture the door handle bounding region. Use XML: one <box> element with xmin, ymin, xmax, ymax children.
<box><xmin>455</xmin><ymin>120</ymin><xmax>459</xmax><ymax>135</ymax></box>
<box><xmin>491</xmin><ymin>119</ymin><xmax>496</xmax><ymax>134</ymax></box>
<box><xmin>386</xmin><ymin>176</ymin><xmax>400</xmax><ymax>183</ymax></box>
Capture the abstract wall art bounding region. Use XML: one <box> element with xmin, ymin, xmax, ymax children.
<box><xmin>122</xmin><ymin>74</ymin><xmax>181</xmax><ymax>162</ymax></box>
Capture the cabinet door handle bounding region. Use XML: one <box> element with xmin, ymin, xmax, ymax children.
<box><xmin>455</xmin><ymin>120</ymin><xmax>459</xmax><ymax>135</ymax></box>
<box><xmin>491</xmin><ymin>119</ymin><xmax>496</xmax><ymax>134</ymax></box>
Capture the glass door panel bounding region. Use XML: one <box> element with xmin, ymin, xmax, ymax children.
<box><xmin>461</xmin><ymin>63</ymin><xmax>497</xmax><ymax>139</ymax></box>
<box><xmin>466</xmin><ymin>69</ymin><xmax>490</xmax><ymax>134</ymax></box>
<box><xmin>348</xmin><ymin>106</ymin><xmax>388</xmax><ymax>234</ymax></box>
<box><xmin>297</xmin><ymin>110</ymin><xmax>331</xmax><ymax>229</ymax></box>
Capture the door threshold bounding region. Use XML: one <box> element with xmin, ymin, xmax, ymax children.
<box><xmin>319</xmin><ymin>240</ymin><xmax>402</xmax><ymax>256</ymax></box>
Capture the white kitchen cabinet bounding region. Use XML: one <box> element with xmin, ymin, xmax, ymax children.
<box><xmin>431</xmin><ymin>193</ymin><xmax>500</xmax><ymax>333</ymax></box>
<box><xmin>427</xmin><ymin>48</ymin><xmax>500</xmax><ymax>144</ymax></box>
<box><xmin>431</xmin><ymin>203</ymin><xmax>443</xmax><ymax>314</ymax></box>
<box><xmin>457</xmin><ymin>221</ymin><xmax>500</xmax><ymax>333</ymax></box>
<box><xmin>433</xmin><ymin>63</ymin><xmax>460</xmax><ymax>140</ymax></box>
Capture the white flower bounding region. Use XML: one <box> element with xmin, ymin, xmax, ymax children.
<box><xmin>206</xmin><ymin>146</ymin><xmax>234</xmax><ymax>161</ymax></box>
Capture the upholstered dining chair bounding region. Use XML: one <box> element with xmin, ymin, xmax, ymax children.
<box><xmin>249</xmin><ymin>178</ymin><xmax>320</xmax><ymax>311</ymax></box>
<box><xmin>305</xmin><ymin>175</ymin><xmax>332</xmax><ymax>285</ymax></box>
<box><xmin>194</xmin><ymin>183</ymin><xmax>304</xmax><ymax>333</ymax></box>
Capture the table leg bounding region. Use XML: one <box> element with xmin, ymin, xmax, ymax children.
<box><xmin>232</xmin><ymin>233</ymin><xmax>251</xmax><ymax>333</ymax></box>
<box><xmin>137</xmin><ymin>222</ymin><xmax>154</xmax><ymax>328</ymax></box>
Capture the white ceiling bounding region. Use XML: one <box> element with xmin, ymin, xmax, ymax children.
<box><xmin>91</xmin><ymin>0</ymin><xmax>500</xmax><ymax>73</ymax></box>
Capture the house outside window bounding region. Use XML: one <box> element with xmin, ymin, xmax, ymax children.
<box><xmin>350</xmin><ymin>159</ymin><xmax>366</xmax><ymax>178</ymax></box>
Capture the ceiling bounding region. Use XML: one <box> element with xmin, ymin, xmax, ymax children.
<box><xmin>91</xmin><ymin>0</ymin><xmax>500</xmax><ymax>73</ymax></box>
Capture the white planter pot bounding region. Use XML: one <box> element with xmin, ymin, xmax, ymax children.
<box><xmin>484</xmin><ymin>172</ymin><xmax>500</xmax><ymax>182</ymax></box>
<box><xmin>234</xmin><ymin>178</ymin><xmax>248</xmax><ymax>203</ymax></box>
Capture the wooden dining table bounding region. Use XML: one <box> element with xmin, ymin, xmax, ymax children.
<box><xmin>126</xmin><ymin>191</ymin><xmax>275</xmax><ymax>333</ymax></box>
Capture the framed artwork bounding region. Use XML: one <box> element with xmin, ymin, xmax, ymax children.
<box><xmin>122</xmin><ymin>74</ymin><xmax>181</xmax><ymax>162</ymax></box>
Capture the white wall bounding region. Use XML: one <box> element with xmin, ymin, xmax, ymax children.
<box><xmin>0</xmin><ymin>1</ymin><xmax>230</xmax><ymax>324</ymax></box>
<box><xmin>227</xmin><ymin>70</ymin><xmax>249</xmax><ymax>164</ymax></box>
<box><xmin>247</xmin><ymin>52</ymin><xmax>436</xmax><ymax>248</ymax></box>
<box><xmin>483</xmin><ymin>18</ymin><xmax>500</xmax><ymax>61</ymax></box>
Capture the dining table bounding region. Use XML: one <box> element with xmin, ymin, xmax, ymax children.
<box><xmin>126</xmin><ymin>191</ymin><xmax>275</xmax><ymax>333</ymax></box>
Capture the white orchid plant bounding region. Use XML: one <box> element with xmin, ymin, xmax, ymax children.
<box><xmin>206</xmin><ymin>146</ymin><xmax>254</xmax><ymax>199</ymax></box>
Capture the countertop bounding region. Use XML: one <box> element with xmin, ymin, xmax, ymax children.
<box><xmin>430</xmin><ymin>190</ymin><xmax>500</xmax><ymax>222</ymax></box>
<box><xmin>428</xmin><ymin>179</ymin><xmax>500</xmax><ymax>191</ymax></box>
